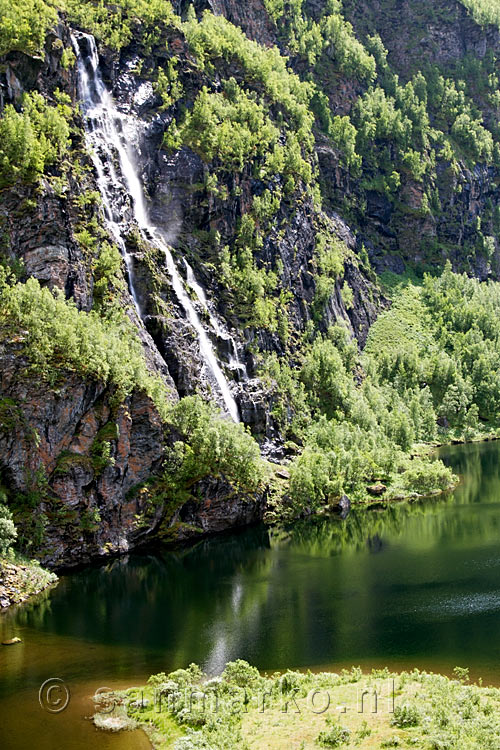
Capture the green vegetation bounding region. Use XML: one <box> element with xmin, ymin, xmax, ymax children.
<box><xmin>262</xmin><ymin>317</ymin><xmax>448</xmax><ymax>520</ymax></box>
<box><xmin>90</xmin><ymin>423</ymin><xmax>118</xmax><ymax>475</ymax></box>
<box><xmin>0</xmin><ymin>270</ymin><xmax>169</xmax><ymax>412</ymax></box>
<box><xmin>369</xmin><ymin>264</ymin><xmax>500</xmax><ymax>434</ymax></box>
<box><xmin>94</xmin><ymin>661</ymin><xmax>500</xmax><ymax>750</ymax></box>
<box><xmin>0</xmin><ymin>268</ymin><xmax>267</xmax><ymax>521</ymax></box>
<box><xmin>257</xmin><ymin>0</ymin><xmax>500</xmax><ymax>268</ymax></box>
<box><xmin>129</xmin><ymin>0</ymin><xmax>500</xmax><ymax>326</ymax></box>
<box><xmin>65</xmin><ymin>0</ymin><xmax>179</xmax><ymax>51</ymax></box>
<box><xmin>155</xmin><ymin>57</ymin><xmax>183</xmax><ymax>109</ymax></box>
<box><xmin>264</xmin><ymin>263</ymin><xmax>500</xmax><ymax>520</ymax></box>
<box><xmin>460</xmin><ymin>0</ymin><xmax>500</xmax><ymax>28</ymax></box>
<box><xmin>264</xmin><ymin>0</ymin><xmax>376</xmax><ymax>82</ymax></box>
<box><xmin>183</xmin><ymin>11</ymin><xmax>315</xmax><ymax>136</ymax></box>
<box><xmin>0</xmin><ymin>91</ymin><xmax>71</xmax><ymax>189</ymax></box>
<box><xmin>160</xmin><ymin>396</ymin><xmax>268</xmax><ymax>506</ymax></box>
<box><xmin>0</xmin><ymin>0</ymin><xmax>57</xmax><ymax>56</ymax></box>
<box><xmin>161</xmin><ymin>10</ymin><xmax>320</xmax><ymax>328</ymax></box>
<box><xmin>0</xmin><ymin>502</ymin><xmax>17</xmax><ymax>554</ymax></box>
<box><xmin>3</xmin><ymin>0</ymin><xmax>500</xmax><ymax>275</ymax></box>
<box><xmin>0</xmin><ymin>553</ymin><xmax>57</xmax><ymax>605</ymax></box>
<box><xmin>91</xmin><ymin>242</ymin><xmax>125</xmax><ymax>309</ymax></box>
<box><xmin>168</xmin><ymin>83</ymin><xmax>281</xmax><ymax>171</ymax></box>
<box><xmin>3</xmin><ymin>0</ymin><xmax>500</xmax><ymax>537</ymax></box>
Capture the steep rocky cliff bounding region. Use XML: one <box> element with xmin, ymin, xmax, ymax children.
<box><xmin>0</xmin><ymin>0</ymin><xmax>498</xmax><ymax>567</ymax></box>
<box><xmin>339</xmin><ymin>0</ymin><xmax>500</xmax><ymax>278</ymax></box>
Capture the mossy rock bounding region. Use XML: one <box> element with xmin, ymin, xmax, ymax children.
<box><xmin>54</xmin><ymin>451</ymin><xmax>93</xmax><ymax>476</ymax></box>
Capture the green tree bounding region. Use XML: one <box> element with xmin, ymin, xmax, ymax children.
<box><xmin>0</xmin><ymin>503</ymin><xmax>17</xmax><ymax>554</ymax></box>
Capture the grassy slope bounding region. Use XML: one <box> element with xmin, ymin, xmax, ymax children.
<box><xmin>364</xmin><ymin>280</ymin><xmax>436</xmax><ymax>358</ymax></box>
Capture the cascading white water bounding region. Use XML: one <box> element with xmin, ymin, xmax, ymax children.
<box><xmin>184</xmin><ymin>259</ymin><xmax>247</xmax><ymax>380</ymax></box>
<box><xmin>72</xmin><ymin>33</ymin><xmax>142</xmax><ymax>314</ymax></box>
<box><xmin>72</xmin><ymin>32</ymin><xmax>240</xmax><ymax>422</ymax></box>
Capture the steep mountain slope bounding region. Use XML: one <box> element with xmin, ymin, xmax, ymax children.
<box><xmin>1</xmin><ymin>0</ymin><xmax>500</xmax><ymax>566</ymax></box>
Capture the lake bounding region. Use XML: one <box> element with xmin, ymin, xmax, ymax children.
<box><xmin>1</xmin><ymin>440</ymin><xmax>500</xmax><ymax>747</ymax></box>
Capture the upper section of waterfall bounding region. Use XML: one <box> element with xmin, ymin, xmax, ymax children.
<box><xmin>72</xmin><ymin>32</ymin><xmax>240</xmax><ymax>423</ymax></box>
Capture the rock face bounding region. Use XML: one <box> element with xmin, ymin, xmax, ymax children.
<box><xmin>171</xmin><ymin>476</ymin><xmax>265</xmax><ymax>539</ymax></box>
<box><xmin>0</xmin><ymin>341</ymin><xmax>264</xmax><ymax>567</ymax></box>
<box><xmin>335</xmin><ymin>494</ymin><xmax>351</xmax><ymax>519</ymax></box>
<box><xmin>337</xmin><ymin>0</ymin><xmax>500</xmax><ymax>278</ymax></box>
<box><xmin>0</xmin><ymin>19</ymin><xmax>277</xmax><ymax>569</ymax></box>
<box><xmin>0</xmin><ymin>342</ymin><xmax>163</xmax><ymax>566</ymax></box>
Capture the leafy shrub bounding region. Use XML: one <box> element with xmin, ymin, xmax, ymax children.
<box><xmin>0</xmin><ymin>0</ymin><xmax>57</xmax><ymax>56</ymax></box>
<box><xmin>398</xmin><ymin>461</ymin><xmax>454</xmax><ymax>496</ymax></box>
<box><xmin>184</xmin><ymin>11</ymin><xmax>314</xmax><ymax>136</ymax></box>
<box><xmin>0</xmin><ymin>503</ymin><xmax>17</xmax><ymax>554</ymax></box>
<box><xmin>92</xmin><ymin>242</ymin><xmax>124</xmax><ymax>308</ymax></box>
<box><xmin>264</xmin><ymin>0</ymin><xmax>376</xmax><ymax>82</ymax></box>
<box><xmin>170</xmin><ymin>83</ymin><xmax>280</xmax><ymax>170</ymax></box>
<box><xmin>0</xmin><ymin>92</ymin><xmax>70</xmax><ymax>189</ymax></box>
<box><xmin>279</xmin><ymin>670</ymin><xmax>307</xmax><ymax>694</ymax></box>
<box><xmin>166</xmin><ymin>664</ymin><xmax>205</xmax><ymax>689</ymax></box>
<box><xmin>219</xmin><ymin>240</ymin><xmax>278</xmax><ymax>330</ymax></box>
<box><xmin>163</xmin><ymin>398</ymin><xmax>267</xmax><ymax>501</ymax></box>
<box><xmin>317</xmin><ymin>718</ymin><xmax>351</xmax><ymax>747</ymax></box>
<box><xmin>288</xmin><ymin>447</ymin><xmax>343</xmax><ymax>513</ymax></box>
<box><xmin>66</xmin><ymin>0</ymin><xmax>179</xmax><ymax>51</ymax></box>
<box><xmin>221</xmin><ymin>660</ymin><xmax>262</xmax><ymax>688</ymax></box>
<box><xmin>460</xmin><ymin>0</ymin><xmax>500</xmax><ymax>28</ymax></box>
<box><xmin>0</xmin><ymin>271</ymin><xmax>169</xmax><ymax>414</ymax></box>
<box><xmin>391</xmin><ymin>703</ymin><xmax>420</xmax><ymax>728</ymax></box>
<box><xmin>451</xmin><ymin>112</ymin><xmax>493</xmax><ymax>161</ymax></box>
<box><xmin>174</xmin><ymin>732</ymin><xmax>215</xmax><ymax>750</ymax></box>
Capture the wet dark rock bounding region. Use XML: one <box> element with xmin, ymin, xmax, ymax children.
<box><xmin>367</xmin><ymin>483</ymin><xmax>387</xmax><ymax>497</ymax></box>
<box><xmin>366</xmin><ymin>191</ymin><xmax>393</xmax><ymax>225</ymax></box>
<box><xmin>337</xmin><ymin>494</ymin><xmax>351</xmax><ymax>515</ymax></box>
<box><xmin>171</xmin><ymin>476</ymin><xmax>265</xmax><ymax>539</ymax></box>
<box><xmin>0</xmin><ymin>341</ymin><xmax>169</xmax><ymax>567</ymax></box>
<box><xmin>237</xmin><ymin>380</ymin><xmax>278</xmax><ymax>439</ymax></box>
<box><xmin>370</xmin><ymin>253</ymin><xmax>406</xmax><ymax>276</ymax></box>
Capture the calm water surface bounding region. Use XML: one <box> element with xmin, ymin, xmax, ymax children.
<box><xmin>2</xmin><ymin>440</ymin><xmax>500</xmax><ymax>747</ymax></box>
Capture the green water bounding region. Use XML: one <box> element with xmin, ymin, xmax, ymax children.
<box><xmin>2</xmin><ymin>440</ymin><xmax>500</xmax><ymax>747</ymax></box>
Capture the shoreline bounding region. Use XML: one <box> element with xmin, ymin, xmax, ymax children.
<box><xmin>4</xmin><ymin>430</ymin><xmax>499</xmax><ymax>603</ymax></box>
<box><xmin>0</xmin><ymin>556</ymin><xmax>58</xmax><ymax>611</ymax></box>
<box><xmin>92</xmin><ymin>662</ymin><xmax>500</xmax><ymax>749</ymax></box>
<box><xmin>358</xmin><ymin>428</ymin><xmax>500</xmax><ymax>510</ymax></box>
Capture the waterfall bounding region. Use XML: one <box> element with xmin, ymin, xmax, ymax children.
<box><xmin>71</xmin><ymin>34</ymin><xmax>142</xmax><ymax>314</ymax></box>
<box><xmin>72</xmin><ymin>32</ymin><xmax>240</xmax><ymax>422</ymax></box>
<box><xmin>184</xmin><ymin>259</ymin><xmax>248</xmax><ymax>380</ymax></box>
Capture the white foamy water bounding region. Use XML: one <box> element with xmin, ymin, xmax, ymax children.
<box><xmin>72</xmin><ymin>33</ymin><xmax>240</xmax><ymax>421</ymax></box>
